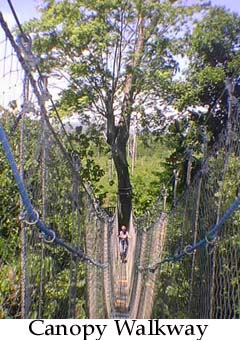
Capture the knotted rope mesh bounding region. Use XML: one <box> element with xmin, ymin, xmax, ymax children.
<box><xmin>131</xmin><ymin>211</ymin><xmax>167</xmax><ymax>318</ymax></box>
<box><xmin>153</xmin><ymin>105</ymin><xmax>240</xmax><ymax>319</ymax></box>
<box><xmin>85</xmin><ymin>197</ymin><xmax>116</xmax><ymax>318</ymax></box>
<box><xmin>0</xmin><ymin>13</ymin><xmax>106</xmax><ymax>319</ymax></box>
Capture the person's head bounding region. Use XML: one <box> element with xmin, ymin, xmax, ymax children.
<box><xmin>121</xmin><ymin>225</ymin><xmax>127</xmax><ymax>232</ymax></box>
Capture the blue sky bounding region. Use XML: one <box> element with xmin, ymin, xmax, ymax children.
<box><xmin>1</xmin><ymin>0</ymin><xmax>40</xmax><ymax>26</ymax></box>
<box><xmin>209</xmin><ymin>0</ymin><xmax>239</xmax><ymax>13</ymax></box>
<box><xmin>0</xmin><ymin>0</ymin><xmax>239</xmax><ymax>107</ymax></box>
<box><xmin>0</xmin><ymin>0</ymin><xmax>239</xmax><ymax>28</ymax></box>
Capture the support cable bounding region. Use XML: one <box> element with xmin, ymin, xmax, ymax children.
<box><xmin>0</xmin><ymin>11</ymin><xmax>114</xmax><ymax>223</ymax></box>
<box><xmin>19</xmin><ymin>74</ymin><xmax>28</xmax><ymax>318</ymax></box>
<box><xmin>0</xmin><ymin>121</ymin><xmax>107</xmax><ymax>269</ymax></box>
<box><xmin>6</xmin><ymin>0</ymin><xmax>80</xmax><ymax>157</ymax></box>
<box><xmin>139</xmin><ymin>193</ymin><xmax>240</xmax><ymax>272</ymax></box>
<box><xmin>38</xmin><ymin>76</ymin><xmax>48</xmax><ymax>319</ymax></box>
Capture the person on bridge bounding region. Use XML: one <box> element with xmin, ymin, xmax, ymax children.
<box><xmin>118</xmin><ymin>225</ymin><xmax>130</xmax><ymax>263</ymax></box>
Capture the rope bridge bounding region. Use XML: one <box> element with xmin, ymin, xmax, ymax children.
<box><xmin>0</xmin><ymin>9</ymin><xmax>239</xmax><ymax>319</ymax></box>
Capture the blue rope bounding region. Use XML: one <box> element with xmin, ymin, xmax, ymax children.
<box><xmin>178</xmin><ymin>194</ymin><xmax>240</xmax><ymax>259</ymax></box>
<box><xmin>0</xmin><ymin>121</ymin><xmax>107</xmax><ymax>268</ymax></box>
<box><xmin>208</xmin><ymin>195</ymin><xmax>240</xmax><ymax>236</ymax></box>
<box><xmin>140</xmin><ymin>194</ymin><xmax>240</xmax><ymax>272</ymax></box>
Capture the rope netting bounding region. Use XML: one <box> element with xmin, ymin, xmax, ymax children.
<box><xmin>150</xmin><ymin>101</ymin><xmax>240</xmax><ymax>319</ymax></box>
<box><xmin>129</xmin><ymin>211</ymin><xmax>168</xmax><ymax>318</ymax></box>
<box><xmin>0</xmin><ymin>11</ymin><xmax>107</xmax><ymax>319</ymax></box>
<box><xmin>1</xmin><ymin>5</ymin><xmax>240</xmax><ymax>321</ymax></box>
<box><xmin>85</xmin><ymin>194</ymin><xmax>116</xmax><ymax>318</ymax></box>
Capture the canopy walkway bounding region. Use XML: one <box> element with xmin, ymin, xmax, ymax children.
<box><xmin>0</xmin><ymin>8</ymin><xmax>240</xmax><ymax>319</ymax></box>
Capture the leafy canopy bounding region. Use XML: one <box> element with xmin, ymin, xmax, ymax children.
<box><xmin>25</xmin><ymin>0</ymin><xmax>204</xmax><ymax>120</ymax></box>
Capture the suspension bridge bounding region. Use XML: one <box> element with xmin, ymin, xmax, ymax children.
<box><xmin>0</xmin><ymin>7</ymin><xmax>240</xmax><ymax>319</ymax></box>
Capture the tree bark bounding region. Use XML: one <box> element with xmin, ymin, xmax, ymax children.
<box><xmin>113</xmin><ymin>120</ymin><xmax>132</xmax><ymax>227</ymax></box>
<box><xmin>106</xmin><ymin>13</ymin><xmax>145</xmax><ymax>227</ymax></box>
<box><xmin>106</xmin><ymin>107</ymin><xmax>132</xmax><ymax>227</ymax></box>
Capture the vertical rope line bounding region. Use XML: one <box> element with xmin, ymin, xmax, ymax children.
<box><xmin>20</xmin><ymin>74</ymin><xmax>28</xmax><ymax>319</ymax></box>
<box><xmin>188</xmin><ymin>175</ymin><xmax>202</xmax><ymax>314</ymax></box>
<box><xmin>119</xmin><ymin>262</ymin><xmax>123</xmax><ymax>313</ymax></box>
<box><xmin>108</xmin><ymin>153</ymin><xmax>113</xmax><ymax>182</ymax></box>
<box><xmin>138</xmin><ymin>219</ymin><xmax>155</xmax><ymax>318</ymax></box>
<box><xmin>108</xmin><ymin>221</ymin><xmax>114</xmax><ymax>317</ymax></box>
<box><xmin>182</xmin><ymin>149</ymin><xmax>193</xmax><ymax>252</ymax></box>
<box><xmin>127</xmin><ymin>214</ymin><xmax>135</xmax><ymax>314</ymax></box>
<box><xmin>181</xmin><ymin>197</ymin><xmax>188</xmax><ymax>251</ymax></box>
<box><xmin>38</xmin><ymin>96</ymin><xmax>47</xmax><ymax>318</ymax></box>
<box><xmin>96</xmin><ymin>217</ymin><xmax>105</xmax><ymax>317</ymax></box>
<box><xmin>68</xmin><ymin>155</ymin><xmax>81</xmax><ymax>318</ymax></box>
<box><xmin>95</xmin><ymin>219</ymin><xmax>99</xmax><ymax>317</ymax></box>
<box><xmin>74</xmin><ymin>170</ymin><xmax>82</xmax><ymax>317</ymax></box>
<box><xmin>106</xmin><ymin>217</ymin><xmax>115</xmax><ymax>317</ymax></box>
<box><xmin>188</xmin><ymin>134</ymin><xmax>208</xmax><ymax>316</ymax></box>
<box><xmin>186</xmin><ymin>149</ymin><xmax>193</xmax><ymax>187</ymax></box>
<box><xmin>86</xmin><ymin>207</ymin><xmax>93</xmax><ymax>317</ymax></box>
<box><xmin>112</xmin><ymin>212</ymin><xmax>119</xmax><ymax>316</ymax></box>
<box><xmin>109</xmin><ymin>220</ymin><xmax>114</xmax><ymax>316</ymax></box>
<box><xmin>130</xmin><ymin>225</ymin><xmax>144</xmax><ymax>318</ymax></box>
<box><xmin>210</xmin><ymin>80</ymin><xmax>234</xmax><ymax>318</ymax></box>
<box><xmin>173</xmin><ymin>169</ymin><xmax>179</xmax><ymax>207</ymax></box>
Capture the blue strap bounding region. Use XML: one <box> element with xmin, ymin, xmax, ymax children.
<box><xmin>141</xmin><ymin>187</ymin><xmax>240</xmax><ymax>271</ymax></box>
<box><xmin>0</xmin><ymin>121</ymin><xmax>104</xmax><ymax>266</ymax></box>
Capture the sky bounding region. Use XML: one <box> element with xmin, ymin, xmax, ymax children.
<box><xmin>1</xmin><ymin>0</ymin><xmax>40</xmax><ymax>28</ymax></box>
<box><xmin>206</xmin><ymin>0</ymin><xmax>239</xmax><ymax>13</ymax></box>
<box><xmin>0</xmin><ymin>0</ymin><xmax>239</xmax><ymax>109</ymax></box>
<box><xmin>0</xmin><ymin>0</ymin><xmax>239</xmax><ymax>30</ymax></box>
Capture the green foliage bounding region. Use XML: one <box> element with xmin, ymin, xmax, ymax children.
<box><xmin>22</xmin><ymin>0</ymin><xmax>206</xmax><ymax>123</ymax></box>
<box><xmin>190</xmin><ymin>7</ymin><xmax>240</xmax><ymax>70</ymax></box>
<box><xmin>0</xmin><ymin>111</ymin><xmax>93</xmax><ymax>318</ymax></box>
<box><xmin>92</xmin><ymin>135</ymin><xmax>171</xmax><ymax>215</ymax></box>
<box><xmin>165</xmin><ymin>6</ymin><xmax>240</xmax><ymax>186</ymax></box>
<box><xmin>3</xmin><ymin>0</ymin><xmax>240</xmax><ymax>320</ymax></box>
<box><xmin>174</xmin><ymin>6</ymin><xmax>240</xmax><ymax>129</ymax></box>
<box><xmin>152</xmin><ymin>261</ymin><xmax>191</xmax><ymax>319</ymax></box>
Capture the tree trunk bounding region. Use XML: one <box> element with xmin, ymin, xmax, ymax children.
<box><xmin>105</xmin><ymin>13</ymin><xmax>145</xmax><ymax>227</ymax></box>
<box><xmin>107</xmin><ymin>116</ymin><xmax>132</xmax><ymax>227</ymax></box>
<box><xmin>113</xmin><ymin>128</ymin><xmax>132</xmax><ymax>227</ymax></box>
